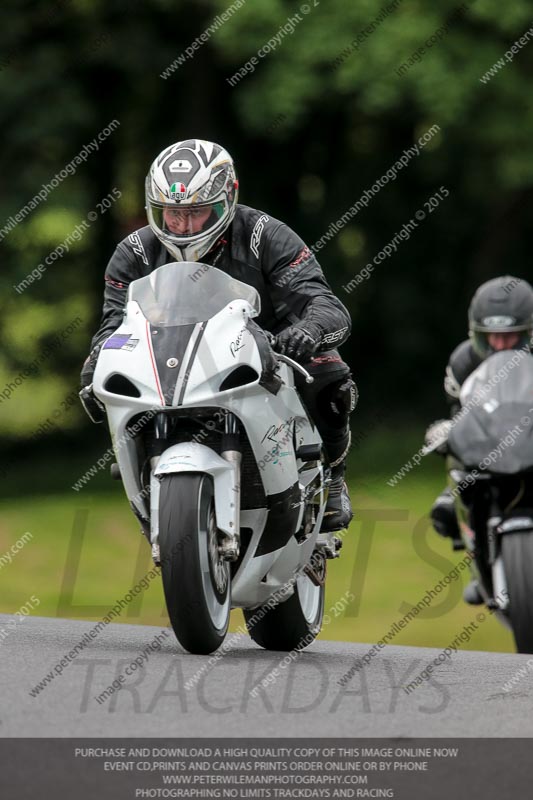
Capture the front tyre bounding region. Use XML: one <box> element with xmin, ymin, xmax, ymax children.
<box><xmin>502</xmin><ymin>532</ymin><xmax>533</xmax><ymax>653</ymax></box>
<box><xmin>159</xmin><ymin>473</ymin><xmax>230</xmax><ymax>654</ymax></box>
<box><xmin>243</xmin><ymin>554</ymin><xmax>326</xmax><ymax>651</ymax></box>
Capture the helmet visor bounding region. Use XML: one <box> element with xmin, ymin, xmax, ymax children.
<box><xmin>472</xmin><ymin>328</ymin><xmax>532</xmax><ymax>358</ymax></box>
<box><xmin>148</xmin><ymin>199</ymin><xmax>227</xmax><ymax>239</ymax></box>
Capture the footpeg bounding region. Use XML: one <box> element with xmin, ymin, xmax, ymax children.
<box><xmin>315</xmin><ymin>532</ymin><xmax>340</xmax><ymax>559</ymax></box>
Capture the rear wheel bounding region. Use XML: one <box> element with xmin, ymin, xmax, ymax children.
<box><xmin>502</xmin><ymin>532</ymin><xmax>533</xmax><ymax>653</ymax></box>
<box><xmin>243</xmin><ymin>553</ymin><xmax>326</xmax><ymax>651</ymax></box>
<box><xmin>159</xmin><ymin>473</ymin><xmax>230</xmax><ymax>654</ymax></box>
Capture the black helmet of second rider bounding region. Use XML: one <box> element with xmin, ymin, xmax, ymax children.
<box><xmin>468</xmin><ymin>276</ymin><xmax>533</xmax><ymax>359</ymax></box>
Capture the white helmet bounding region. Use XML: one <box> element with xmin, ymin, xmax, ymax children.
<box><xmin>145</xmin><ymin>139</ymin><xmax>239</xmax><ymax>262</ymax></box>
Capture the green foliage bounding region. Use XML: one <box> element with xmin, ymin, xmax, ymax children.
<box><xmin>211</xmin><ymin>0</ymin><xmax>533</xmax><ymax>183</ymax></box>
<box><xmin>1</xmin><ymin>0</ymin><xmax>533</xmax><ymax>442</ymax></box>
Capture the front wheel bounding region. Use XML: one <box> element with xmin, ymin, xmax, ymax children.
<box><xmin>502</xmin><ymin>532</ymin><xmax>533</xmax><ymax>653</ymax></box>
<box><xmin>243</xmin><ymin>554</ymin><xmax>326</xmax><ymax>651</ymax></box>
<box><xmin>159</xmin><ymin>473</ymin><xmax>230</xmax><ymax>654</ymax></box>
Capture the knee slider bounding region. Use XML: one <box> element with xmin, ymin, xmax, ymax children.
<box><xmin>331</xmin><ymin>376</ymin><xmax>358</xmax><ymax>418</ymax></box>
<box><xmin>312</xmin><ymin>375</ymin><xmax>357</xmax><ymax>431</ymax></box>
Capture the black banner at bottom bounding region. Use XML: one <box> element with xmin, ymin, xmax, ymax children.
<box><xmin>1</xmin><ymin>738</ymin><xmax>530</xmax><ymax>799</ymax></box>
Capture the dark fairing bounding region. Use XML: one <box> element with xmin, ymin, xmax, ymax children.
<box><xmin>448</xmin><ymin>350</ymin><xmax>533</xmax><ymax>473</ymax></box>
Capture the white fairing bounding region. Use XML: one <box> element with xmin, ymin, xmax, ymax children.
<box><xmin>155</xmin><ymin>442</ymin><xmax>239</xmax><ymax>538</ymax></box>
<box><xmin>93</xmin><ymin>262</ymin><xmax>326</xmax><ymax>609</ymax></box>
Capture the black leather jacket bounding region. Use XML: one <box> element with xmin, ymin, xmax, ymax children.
<box><xmin>88</xmin><ymin>204</ymin><xmax>351</xmax><ymax>359</ymax></box>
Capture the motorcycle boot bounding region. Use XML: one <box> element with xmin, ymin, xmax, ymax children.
<box><xmin>292</xmin><ymin>355</ymin><xmax>357</xmax><ymax>533</ymax></box>
<box><xmin>321</xmin><ymin>459</ymin><xmax>353</xmax><ymax>532</ymax></box>
<box><xmin>463</xmin><ymin>580</ymin><xmax>483</xmax><ymax>605</ymax></box>
<box><xmin>430</xmin><ymin>487</ymin><xmax>464</xmax><ymax>550</ymax></box>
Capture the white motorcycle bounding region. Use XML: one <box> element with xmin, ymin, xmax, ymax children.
<box><xmin>90</xmin><ymin>262</ymin><xmax>339</xmax><ymax>654</ymax></box>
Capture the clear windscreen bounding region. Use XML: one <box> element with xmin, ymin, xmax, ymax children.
<box><xmin>450</xmin><ymin>350</ymin><xmax>533</xmax><ymax>473</ymax></box>
<box><xmin>460</xmin><ymin>349</ymin><xmax>533</xmax><ymax>408</ymax></box>
<box><xmin>128</xmin><ymin>262</ymin><xmax>260</xmax><ymax>326</ymax></box>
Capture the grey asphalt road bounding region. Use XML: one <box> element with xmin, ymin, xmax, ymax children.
<box><xmin>1</xmin><ymin>614</ymin><xmax>532</xmax><ymax>737</ymax></box>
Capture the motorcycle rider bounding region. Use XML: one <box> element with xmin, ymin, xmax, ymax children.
<box><xmin>428</xmin><ymin>276</ymin><xmax>533</xmax><ymax>600</ymax></box>
<box><xmin>80</xmin><ymin>139</ymin><xmax>357</xmax><ymax>532</ymax></box>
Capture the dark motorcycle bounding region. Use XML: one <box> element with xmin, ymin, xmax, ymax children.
<box><xmin>430</xmin><ymin>350</ymin><xmax>533</xmax><ymax>653</ymax></box>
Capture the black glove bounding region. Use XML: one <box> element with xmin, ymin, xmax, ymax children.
<box><xmin>274</xmin><ymin>322</ymin><xmax>322</xmax><ymax>362</ymax></box>
<box><xmin>79</xmin><ymin>346</ymin><xmax>105</xmax><ymax>423</ymax></box>
<box><xmin>80</xmin><ymin>346</ymin><xmax>101</xmax><ymax>389</ymax></box>
<box><xmin>424</xmin><ymin>419</ymin><xmax>451</xmax><ymax>455</ymax></box>
<box><xmin>79</xmin><ymin>384</ymin><xmax>106</xmax><ymax>424</ymax></box>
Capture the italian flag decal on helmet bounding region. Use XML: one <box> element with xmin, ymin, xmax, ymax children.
<box><xmin>169</xmin><ymin>182</ymin><xmax>187</xmax><ymax>200</ymax></box>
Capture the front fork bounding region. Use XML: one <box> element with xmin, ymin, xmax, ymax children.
<box><xmin>453</xmin><ymin>473</ymin><xmax>509</xmax><ymax>611</ymax></box>
<box><xmin>487</xmin><ymin>496</ymin><xmax>509</xmax><ymax>612</ymax></box>
<box><xmin>149</xmin><ymin>411</ymin><xmax>242</xmax><ymax>565</ymax></box>
<box><xmin>149</xmin><ymin>413</ymin><xmax>169</xmax><ymax>565</ymax></box>
<box><xmin>219</xmin><ymin>411</ymin><xmax>242</xmax><ymax>561</ymax></box>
